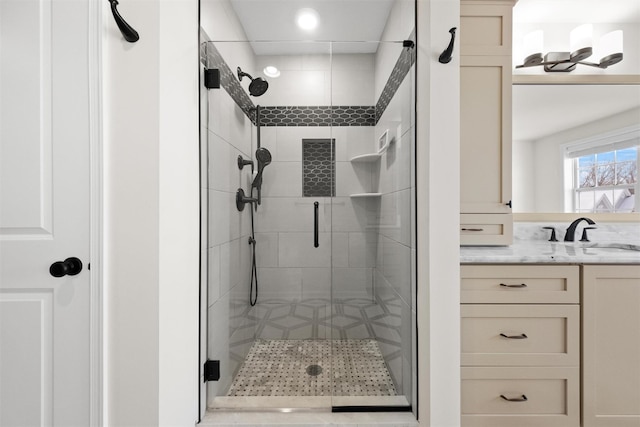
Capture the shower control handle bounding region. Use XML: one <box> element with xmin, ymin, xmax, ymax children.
<box><xmin>237</xmin><ymin>155</ymin><xmax>254</xmax><ymax>171</ymax></box>
<box><xmin>236</xmin><ymin>188</ymin><xmax>258</xmax><ymax>212</ymax></box>
<box><xmin>314</xmin><ymin>202</ymin><xmax>319</xmax><ymax>248</ymax></box>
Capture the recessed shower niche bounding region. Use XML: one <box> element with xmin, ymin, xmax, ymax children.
<box><xmin>199</xmin><ymin>0</ymin><xmax>416</xmax><ymax>414</ymax></box>
<box><xmin>303</xmin><ymin>139</ymin><xmax>335</xmax><ymax>197</ymax></box>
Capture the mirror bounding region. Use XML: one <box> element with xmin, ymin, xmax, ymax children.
<box><xmin>512</xmin><ymin>83</ymin><xmax>640</xmax><ymax>217</ymax></box>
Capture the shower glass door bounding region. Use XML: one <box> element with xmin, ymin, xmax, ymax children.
<box><xmin>328</xmin><ymin>40</ymin><xmax>416</xmax><ymax>411</ymax></box>
<box><xmin>202</xmin><ymin>26</ymin><xmax>415</xmax><ymax>414</ymax></box>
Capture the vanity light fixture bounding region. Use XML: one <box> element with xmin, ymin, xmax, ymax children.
<box><xmin>516</xmin><ymin>25</ymin><xmax>623</xmax><ymax>72</ymax></box>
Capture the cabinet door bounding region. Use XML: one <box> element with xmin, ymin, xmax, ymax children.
<box><xmin>583</xmin><ymin>265</ymin><xmax>640</xmax><ymax>427</ymax></box>
<box><xmin>460</xmin><ymin>3</ymin><xmax>513</xmax><ymax>56</ymax></box>
<box><xmin>460</xmin><ymin>55</ymin><xmax>512</xmax><ymax>216</ymax></box>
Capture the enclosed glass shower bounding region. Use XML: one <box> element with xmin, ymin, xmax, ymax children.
<box><xmin>199</xmin><ymin>2</ymin><xmax>416</xmax><ymax>412</ymax></box>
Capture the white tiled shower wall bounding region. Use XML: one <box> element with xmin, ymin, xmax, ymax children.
<box><xmin>253</xmin><ymin>53</ymin><xmax>378</xmax><ymax>304</ymax></box>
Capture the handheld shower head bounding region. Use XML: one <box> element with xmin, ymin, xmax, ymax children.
<box><xmin>252</xmin><ymin>147</ymin><xmax>272</xmax><ymax>189</ymax></box>
<box><xmin>237</xmin><ymin>66</ymin><xmax>269</xmax><ymax>97</ymax></box>
<box><xmin>256</xmin><ymin>147</ymin><xmax>272</xmax><ymax>166</ymax></box>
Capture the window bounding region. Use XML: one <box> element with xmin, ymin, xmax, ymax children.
<box><xmin>563</xmin><ymin>126</ymin><xmax>639</xmax><ymax>214</ymax></box>
<box><xmin>573</xmin><ymin>147</ymin><xmax>638</xmax><ymax>213</ymax></box>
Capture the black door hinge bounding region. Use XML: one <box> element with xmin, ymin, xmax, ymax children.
<box><xmin>403</xmin><ymin>40</ymin><xmax>415</xmax><ymax>49</ymax></box>
<box><xmin>204</xmin><ymin>69</ymin><xmax>220</xmax><ymax>89</ymax></box>
<box><xmin>204</xmin><ymin>360</ymin><xmax>220</xmax><ymax>382</ymax></box>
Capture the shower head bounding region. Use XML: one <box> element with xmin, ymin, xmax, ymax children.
<box><xmin>252</xmin><ymin>147</ymin><xmax>272</xmax><ymax>189</ymax></box>
<box><xmin>237</xmin><ymin>66</ymin><xmax>269</xmax><ymax>97</ymax></box>
<box><xmin>249</xmin><ymin>78</ymin><xmax>269</xmax><ymax>97</ymax></box>
<box><xmin>255</xmin><ymin>147</ymin><xmax>272</xmax><ymax>166</ymax></box>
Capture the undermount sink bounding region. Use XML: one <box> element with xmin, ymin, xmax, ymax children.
<box><xmin>580</xmin><ymin>243</ymin><xmax>640</xmax><ymax>252</ymax></box>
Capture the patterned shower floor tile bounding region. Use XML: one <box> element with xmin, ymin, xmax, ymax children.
<box><xmin>227</xmin><ymin>339</ymin><xmax>397</xmax><ymax>397</ymax></box>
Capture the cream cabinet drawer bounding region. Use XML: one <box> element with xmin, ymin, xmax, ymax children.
<box><xmin>461</xmin><ymin>214</ymin><xmax>513</xmax><ymax>246</ymax></box>
<box><xmin>461</xmin><ymin>367</ymin><xmax>580</xmax><ymax>427</ymax></box>
<box><xmin>461</xmin><ymin>305</ymin><xmax>579</xmax><ymax>366</ymax></box>
<box><xmin>461</xmin><ymin>264</ymin><xmax>579</xmax><ymax>303</ymax></box>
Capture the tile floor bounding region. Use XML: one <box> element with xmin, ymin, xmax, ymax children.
<box><xmin>251</xmin><ymin>297</ymin><xmax>405</xmax><ymax>341</ymax></box>
<box><xmin>228</xmin><ymin>339</ymin><xmax>396</xmax><ymax>397</ymax></box>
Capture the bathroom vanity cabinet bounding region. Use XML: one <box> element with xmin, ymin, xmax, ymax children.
<box><xmin>460</xmin><ymin>1</ymin><xmax>515</xmax><ymax>245</ymax></box>
<box><xmin>582</xmin><ymin>265</ymin><xmax>640</xmax><ymax>427</ymax></box>
<box><xmin>460</xmin><ymin>264</ymin><xmax>580</xmax><ymax>426</ymax></box>
<box><xmin>461</xmin><ymin>263</ymin><xmax>640</xmax><ymax>427</ymax></box>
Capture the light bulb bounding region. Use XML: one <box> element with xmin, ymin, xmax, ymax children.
<box><xmin>596</xmin><ymin>30</ymin><xmax>623</xmax><ymax>68</ymax></box>
<box><xmin>296</xmin><ymin>8</ymin><xmax>319</xmax><ymax>31</ymax></box>
<box><xmin>598</xmin><ymin>30</ymin><xmax>623</xmax><ymax>61</ymax></box>
<box><xmin>263</xmin><ymin>66</ymin><xmax>280</xmax><ymax>78</ymax></box>
<box><xmin>570</xmin><ymin>24</ymin><xmax>593</xmax><ymax>61</ymax></box>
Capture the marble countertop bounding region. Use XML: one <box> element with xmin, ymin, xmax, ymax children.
<box><xmin>461</xmin><ymin>240</ymin><xmax>640</xmax><ymax>264</ymax></box>
<box><xmin>461</xmin><ymin>222</ymin><xmax>640</xmax><ymax>264</ymax></box>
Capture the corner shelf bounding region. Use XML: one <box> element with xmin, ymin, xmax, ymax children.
<box><xmin>349</xmin><ymin>153</ymin><xmax>382</xmax><ymax>163</ymax></box>
<box><xmin>350</xmin><ymin>193</ymin><xmax>382</xmax><ymax>198</ymax></box>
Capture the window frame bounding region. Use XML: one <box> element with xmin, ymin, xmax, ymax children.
<box><xmin>572</xmin><ymin>147</ymin><xmax>638</xmax><ymax>213</ymax></box>
<box><xmin>562</xmin><ymin>125</ymin><xmax>640</xmax><ymax>213</ymax></box>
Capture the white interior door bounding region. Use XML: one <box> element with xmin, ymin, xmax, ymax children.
<box><xmin>0</xmin><ymin>0</ymin><xmax>91</xmax><ymax>425</ymax></box>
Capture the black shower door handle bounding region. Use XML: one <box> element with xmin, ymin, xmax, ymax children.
<box><xmin>314</xmin><ymin>201</ymin><xmax>319</xmax><ymax>248</ymax></box>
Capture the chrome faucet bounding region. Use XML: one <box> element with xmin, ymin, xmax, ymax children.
<box><xmin>564</xmin><ymin>217</ymin><xmax>596</xmax><ymax>242</ymax></box>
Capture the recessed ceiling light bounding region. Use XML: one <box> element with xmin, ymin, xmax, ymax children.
<box><xmin>263</xmin><ymin>66</ymin><xmax>280</xmax><ymax>78</ymax></box>
<box><xmin>296</xmin><ymin>8</ymin><xmax>319</xmax><ymax>31</ymax></box>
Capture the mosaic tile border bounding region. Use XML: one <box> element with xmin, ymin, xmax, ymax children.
<box><xmin>376</xmin><ymin>30</ymin><xmax>416</xmax><ymax>123</ymax></box>
<box><xmin>201</xmin><ymin>32</ymin><xmax>415</xmax><ymax>127</ymax></box>
<box><xmin>259</xmin><ymin>106</ymin><xmax>375</xmax><ymax>127</ymax></box>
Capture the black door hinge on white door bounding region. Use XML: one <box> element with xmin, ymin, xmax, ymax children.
<box><xmin>204</xmin><ymin>360</ymin><xmax>220</xmax><ymax>382</ymax></box>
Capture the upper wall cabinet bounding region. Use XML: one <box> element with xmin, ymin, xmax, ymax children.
<box><xmin>460</xmin><ymin>0</ymin><xmax>516</xmax><ymax>246</ymax></box>
<box><xmin>460</xmin><ymin>3</ymin><xmax>513</xmax><ymax>56</ymax></box>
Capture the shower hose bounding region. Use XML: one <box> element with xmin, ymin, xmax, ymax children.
<box><xmin>249</xmin><ymin>188</ymin><xmax>258</xmax><ymax>306</ymax></box>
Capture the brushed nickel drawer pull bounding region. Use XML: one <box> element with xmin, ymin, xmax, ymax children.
<box><xmin>461</xmin><ymin>228</ymin><xmax>484</xmax><ymax>232</ymax></box>
<box><xmin>500</xmin><ymin>333</ymin><xmax>528</xmax><ymax>339</ymax></box>
<box><xmin>500</xmin><ymin>394</ymin><xmax>528</xmax><ymax>402</ymax></box>
<box><xmin>500</xmin><ymin>283</ymin><xmax>527</xmax><ymax>288</ymax></box>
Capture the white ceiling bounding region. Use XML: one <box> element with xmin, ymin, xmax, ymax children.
<box><xmin>229</xmin><ymin>0</ymin><xmax>640</xmax><ymax>46</ymax></box>
<box><xmin>229</xmin><ymin>0</ymin><xmax>396</xmax><ymax>54</ymax></box>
